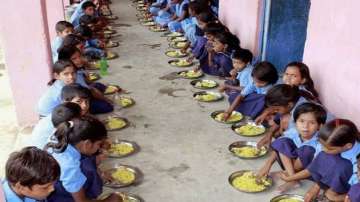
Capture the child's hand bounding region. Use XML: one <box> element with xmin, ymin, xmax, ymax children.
<box><xmin>280</xmin><ymin>172</ymin><xmax>291</xmax><ymax>182</ymax></box>
<box><xmin>279</xmin><ymin>114</ymin><xmax>291</xmax><ymax>133</ymax></box>
<box><xmin>223</xmin><ymin>111</ymin><xmax>231</xmax><ymax>121</ymax></box>
<box><xmin>304</xmin><ymin>185</ymin><xmax>320</xmax><ymax>202</ymax></box>
<box><xmin>193</xmin><ymin>65</ymin><xmax>200</xmax><ymax>72</ymax></box>
<box><xmin>344</xmin><ymin>195</ymin><xmax>351</xmax><ymax>202</ymax></box>
<box><xmin>186</xmin><ymin>56</ymin><xmax>194</xmax><ymax>63</ymax></box>
<box><xmin>256</xmin><ymin>165</ymin><xmax>270</xmax><ymax>181</ymax></box>
<box><xmin>101</xmin><ymin>169</ymin><xmax>114</xmax><ymax>183</ymax></box>
<box><xmin>257</xmin><ymin>133</ymin><xmax>271</xmax><ymax>149</ymax></box>
<box><xmin>218</xmin><ymin>83</ymin><xmax>227</xmax><ymax>93</ymax></box>
<box><xmin>230</xmin><ymin>69</ymin><xmax>237</xmax><ymax>77</ymax></box>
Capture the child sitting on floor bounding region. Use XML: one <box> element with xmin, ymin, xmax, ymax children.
<box><xmin>167</xmin><ymin>0</ymin><xmax>190</xmax><ymax>32</ymax></box>
<box><xmin>219</xmin><ymin>48</ymin><xmax>253</xmax><ymax>96</ymax></box>
<box><xmin>345</xmin><ymin>154</ymin><xmax>360</xmax><ymax>202</ymax></box>
<box><xmin>1</xmin><ymin>147</ymin><xmax>60</xmax><ymax>202</ymax></box>
<box><xmin>223</xmin><ymin>61</ymin><xmax>279</xmax><ymax>120</ymax></box>
<box><xmin>149</xmin><ymin>0</ymin><xmax>167</xmax><ymax>16</ymax></box>
<box><xmin>58</xmin><ymin>46</ymin><xmax>114</xmax><ymax>114</ymax></box>
<box><xmin>52</xmin><ymin>21</ymin><xmax>74</xmax><ymax>63</ymax></box>
<box><xmin>72</xmin><ymin>1</ymin><xmax>97</xmax><ymax>27</ymax></box>
<box><xmin>257</xmin><ymin>103</ymin><xmax>327</xmax><ymax>193</ymax></box>
<box><xmin>203</xmin><ymin>31</ymin><xmax>240</xmax><ymax>77</ymax></box>
<box><xmin>38</xmin><ymin>60</ymin><xmax>77</xmax><ymax>117</ymax></box>
<box><xmin>31</xmin><ymin>84</ymin><xmax>91</xmax><ymax>149</ymax></box>
<box><xmin>280</xmin><ymin>119</ymin><xmax>359</xmax><ymax>202</ymax></box>
<box><xmin>46</xmin><ymin>116</ymin><xmax>121</xmax><ymax>202</ymax></box>
<box><xmin>74</xmin><ymin>24</ymin><xmax>106</xmax><ymax>59</ymax></box>
<box><xmin>255</xmin><ymin>61</ymin><xmax>321</xmax><ymax>126</ymax></box>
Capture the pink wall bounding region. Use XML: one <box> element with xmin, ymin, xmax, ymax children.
<box><xmin>46</xmin><ymin>0</ymin><xmax>65</xmax><ymax>41</ymax></box>
<box><xmin>219</xmin><ymin>0</ymin><xmax>262</xmax><ymax>55</ymax></box>
<box><xmin>303</xmin><ymin>1</ymin><xmax>360</xmax><ymax>126</ymax></box>
<box><xmin>0</xmin><ymin>0</ymin><xmax>52</xmax><ymax>126</ymax></box>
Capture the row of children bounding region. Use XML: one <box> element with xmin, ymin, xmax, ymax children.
<box><xmin>142</xmin><ymin>0</ymin><xmax>360</xmax><ymax>201</ymax></box>
<box><xmin>1</xmin><ymin>0</ymin><xmax>128</xmax><ymax>202</ymax></box>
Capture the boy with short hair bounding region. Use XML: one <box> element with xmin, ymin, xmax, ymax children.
<box><xmin>1</xmin><ymin>147</ymin><xmax>60</xmax><ymax>202</ymax></box>
<box><xmin>52</xmin><ymin>21</ymin><xmax>74</xmax><ymax>63</ymax></box>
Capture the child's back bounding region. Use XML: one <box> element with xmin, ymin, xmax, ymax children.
<box><xmin>51</xmin><ymin>36</ymin><xmax>63</xmax><ymax>63</ymax></box>
<box><xmin>38</xmin><ymin>80</ymin><xmax>65</xmax><ymax>117</ymax></box>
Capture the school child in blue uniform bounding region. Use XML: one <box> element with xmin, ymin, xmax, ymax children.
<box><xmin>154</xmin><ymin>0</ymin><xmax>176</xmax><ymax>27</ymax></box>
<box><xmin>149</xmin><ymin>0</ymin><xmax>167</xmax><ymax>16</ymax></box>
<box><xmin>187</xmin><ymin>12</ymin><xmax>216</xmax><ymax>63</ymax></box>
<box><xmin>71</xmin><ymin>1</ymin><xmax>96</xmax><ymax>27</ymax></box>
<box><xmin>1</xmin><ymin>147</ymin><xmax>60</xmax><ymax>202</ymax></box>
<box><xmin>31</xmin><ymin>84</ymin><xmax>90</xmax><ymax>149</ymax></box>
<box><xmin>60</xmin><ymin>34</ymin><xmax>86</xmax><ymax>54</ymax></box>
<box><xmin>31</xmin><ymin>102</ymin><xmax>82</xmax><ymax>150</ymax></box>
<box><xmin>203</xmin><ymin>31</ymin><xmax>240</xmax><ymax>77</ymax></box>
<box><xmin>257</xmin><ymin>103</ymin><xmax>327</xmax><ymax>193</ymax></box>
<box><xmin>255</xmin><ymin>61</ymin><xmax>326</xmax><ymax>125</ymax></box>
<box><xmin>219</xmin><ymin>48</ymin><xmax>253</xmax><ymax>96</ymax></box>
<box><xmin>38</xmin><ymin>60</ymin><xmax>77</xmax><ymax>117</ymax></box>
<box><xmin>345</xmin><ymin>154</ymin><xmax>360</xmax><ymax>202</ymax></box>
<box><xmin>70</xmin><ymin>0</ymin><xmax>90</xmax><ymax>26</ymax></box>
<box><xmin>167</xmin><ymin>0</ymin><xmax>189</xmax><ymax>32</ymax></box>
<box><xmin>46</xmin><ymin>116</ymin><xmax>121</xmax><ymax>202</ymax></box>
<box><xmin>257</xmin><ymin>84</ymin><xmax>335</xmax><ymax>149</ymax></box>
<box><xmin>52</xmin><ymin>21</ymin><xmax>74</xmax><ymax>63</ymax></box>
<box><xmin>181</xmin><ymin>1</ymin><xmax>204</xmax><ymax>45</ymax></box>
<box><xmin>223</xmin><ymin>61</ymin><xmax>279</xmax><ymax>120</ymax></box>
<box><xmin>193</xmin><ymin>22</ymin><xmax>226</xmax><ymax>74</ymax></box>
<box><xmin>74</xmin><ymin>24</ymin><xmax>106</xmax><ymax>59</ymax></box>
<box><xmin>279</xmin><ymin>119</ymin><xmax>359</xmax><ymax>202</ymax></box>
<box><xmin>58</xmin><ymin>46</ymin><xmax>114</xmax><ymax>114</ymax></box>
<box><xmin>281</xmin><ymin>62</ymin><xmax>319</xmax><ymax>102</ymax></box>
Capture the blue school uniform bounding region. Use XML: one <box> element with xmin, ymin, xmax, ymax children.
<box><xmin>348</xmin><ymin>183</ymin><xmax>360</xmax><ymax>202</ymax></box>
<box><xmin>84</xmin><ymin>40</ymin><xmax>106</xmax><ymax>59</ymax></box>
<box><xmin>76</xmin><ymin>69</ymin><xmax>90</xmax><ymax>88</ymax></box>
<box><xmin>38</xmin><ymin>80</ymin><xmax>66</xmax><ymax>117</ymax></box>
<box><xmin>70</xmin><ymin>0</ymin><xmax>89</xmax><ymax>26</ymax></box>
<box><xmin>47</xmin><ymin>145</ymin><xmax>88</xmax><ymax>202</ymax></box>
<box><xmin>236</xmin><ymin>64</ymin><xmax>254</xmax><ymax>88</ymax></box>
<box><xmin>341</xmin><ymin>141</ymin><xmax>360</xmax><ymax>185</ymax></box>
<box><xmin>51</xmin><ymin>36</ymin><xmax>63</xmax><ymax>63</ymax></box>
<box><xmin>30</xmin><ymin>115</ymin><xmax>55</xmax><ymax>149</ymax></box>
<box><xmin>308</xmin><ymin>151</ymin><xmax>353</xmax><ymax>194</ymax></box>
<box><xmin>149</xmin><ymin>0</ymin><xmax>167</xmax><ymax>16</ymax></box>
<box><xmin>1</xmin><ymin>180</ymin><xmax>36</xmax><ymax>202</ymax></box>
<box><xmin>201</xmin><ymin>52</ymin><xmax>233</xmax><ymax>77</ymax></box>
<box><xmin>75</xmin><ymin>69</ymin><xmax>113</xmax><ymax>114</ymax></box>
<box><xmin>168</xmin><ymin>0</ymin><xmax>189</xmax><ymax>32</ymax></box>
<box><xmin>229</xmin><ymin>82</ymin><xmax>274</xmax><ymax>119</ymax></box>
<box><xmin>272</xmin><ymin>128</ymin><xmax>321</xmax><ymax>168</ymax></box>
<box><xmin>191</xmin><ymin>36</ymin><xmax>207</xmax><ymax>60</ymax></box>
<box><xmin>182</xmin><ymin>17</ymin><xmax>197</xmax><ymax>44</ymax></box>
<box><xmin>154</xmin><ymin>1</ymin><xmax>176</xmax><ymax>27</ymax></box>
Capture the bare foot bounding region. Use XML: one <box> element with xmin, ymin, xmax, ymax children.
<box><xmin>276</xmin><ymin>181</ymin><xmax>301</xmax><ymax>193</ymax></box>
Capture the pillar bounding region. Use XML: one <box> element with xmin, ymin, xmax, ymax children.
<box><xmin>0</xmin><ymin>0</ymin><xmax>52</xmax><ymax>126</ymax></box>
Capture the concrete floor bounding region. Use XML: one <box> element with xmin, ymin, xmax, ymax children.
<box><xmin>0</xmin><ymin>0</ymin><xmax>312</xmax><ymax>201</ymax></box>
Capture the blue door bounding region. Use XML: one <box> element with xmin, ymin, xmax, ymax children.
<box><xmin>260</xmin><ymin>0</ymin><xmax>311</xmax><ymax>72</ymax></box>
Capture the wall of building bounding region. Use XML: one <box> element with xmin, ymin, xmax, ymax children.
<box><xmin>0</xmin><ymin>0</ymin><xmax>52</xmax><ymax>126</ymax></box>
<box><xmin>303</xmin><ymin>0</ymin><xmax>360</xmax><ymax>126</ymax></box>
<box><xmin>219</xmin><ymin>0</ymin><xmax>262</xmax><ymax>55</ymax></box>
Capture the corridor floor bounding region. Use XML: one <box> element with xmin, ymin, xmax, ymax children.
<box><xmin>98</xmin><ymin>1</ymin><xmax>312</xmax><ymax>201</ymax></box>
